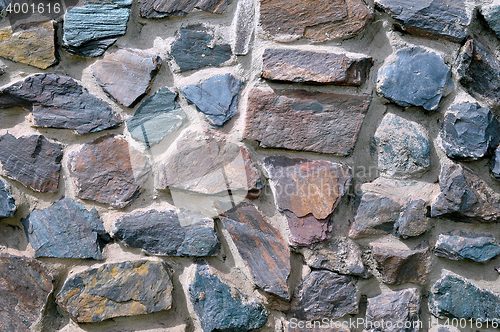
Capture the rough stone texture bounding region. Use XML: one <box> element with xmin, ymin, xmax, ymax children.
<box><xmin>394</xmin><ymin>199</ymin><xmax>429</xmax><ymax>239</ymax></box>
<box><xmin>491</xmin><ymin>146</ymin><xmax>500</xmax><ymax>181</ymax></box>
<box><xmin>0</xmin><ymin>179</ymin><xmax>15</xmax><ymax>219</ymax></box>
<box><xmin>0</xmin><ymin>21</ymin><xmax>56</xmax><ymax>69</ymax></box>
<box><xmin>127</xmin><ymin>87</ymin><xmax>187</xmax><ymax>147</ymax></box>
<box><xmin>220</xmin><ymin>203</ymin><xmax>291</xmax><ymax>300</ymax></box>
<box><xmin>262</xmin><ymin>49</ymin><xmax>373</xmax><ymax>86</ymax></box>
<box><xmin>68</xmin><ymin>134</ymin><xmax>150</xmax><ymax>208</ymax></box>
<box><xmin>140</xmin><ymin>0</ymin><xmax>232</xmax><ymax>18</ymax></box>
<box><xmin>23</xmin><ymin>197</ymin><xmax>109</xmax><ymax>259</ymax></box>
<box><xmin>431</xmin><ymin>163</ymin><xmax>500</xmax><ymax>223</ymax></box>
<box><xmin>0</xmin><ymin>254</ymin><xmax>53</xmax><ymax>332</ymax></box>
<box><xmin>92</xmin><ymin>48</ymin><xmax>162</xmax><ymax>107</ymax></box>
<box><xmin>190</xmin><ymin>264</ymin><xmax>268</xmax><ymax>332</ymax></box>
<box><xmin>289</xmin><ymin>270</ymin><xmax>358</xmax><ymax>321</ymax></box>
<box><xmin>429</xmin><ymin>327</ymin><xmax>460</xmax><ymax>332</ymax></box>
<box><xmin>0</xmin><ymin>73</ymin><xmax>121</xmax><ymax>134</ymax></box>
<box><xmin>374</xmin><ymin>113</ymin><xmax>431</xmax><ymax>179</ymax></box>
<box><xmin>440</xmin><ymin>102</ymin><xmax>500</xmax><ymax>160</ymax></box>
<box><xmin>0</xmin><ymin>134</ymin><xmax>62</xmax><ymax>193</ymax></box>
<box><xmin>181</xmin><ymin>74</ymin><xmax>244</xmax><ymax>127</ymax></box>
<box><xmin>435</xmin><ymin>231</ymin><xmax>500</xmax><ymax>262</ymax></box>
<box><xmin>482</xmin><ymin>5</ymin><xmax>500</xmax><ymax>40</ymax></box>
<box><xmin>244</xmin><ymin>88</ymin><xmax>370</xmax><ymax>156</ymax></box>
<box><xmin>232</xmin><ymin>0</ymin><xmax>254</xmax><ymax>55</ymax></box>
<box><xmin>375</xmin><ymin>0</ymin><xmax>470</xmax><ymax>42</ymax></box>
<box><xmin>377</xmin><ymin>46</ymin><xmax>452</xmax><ymax>111</ymax></box>
<box><xmin>57</xmin><ymin>260</ymin><xmax>173</xmax><ymax>323</ymax></box>
<box><xmin>169</xmin><ymin>24</ymin><xmax>232</xmax><ymax>73</ymax></box>
<box><xmin>113</xmin><ymin>208</ymin><xmax>220</xmax><ymax>257</ymax></box>
<box><xmin>260</xmin><ymin>0</ymin><xmax>373</xmax><ymax>42</ymax></box>
<box><xmin>365</xmin><ymin>288</ymin><xmax>421</xmax><ymax>332</ymax></box>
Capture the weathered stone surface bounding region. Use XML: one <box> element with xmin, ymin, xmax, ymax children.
<box><xmin>260</xmin><ymin>0</ymin><xmax>373</xmax><ymax>42</ymax></box>
<box><xmin>431</xmin><ymin>163</ymin><xmax>500</xmax><ymax>223</ymax></box>
<box><xmin>394</xmin><ymin>199</ymin><xmax>429</xmax><ymax>239</ymax></box>
<box><xmin>262</xmin><ymin>49</ymin><xmax>373</xmax><ymax>86</ymax></box>
<box><xmin>491</xmin><ymin>146</ymin><xmax>500</xmax><ymax>181</ymax></box>
<box><xmin>435</xmin><ymin>231</ymin><xmax>500</xmax><ymax>262</ymax></box>
<box><xmin>68</xmin><ymin>134</ymin><xmax>150</xmax><ymax>208</ymax></box>
<box><xmin>181</xmin><ymin>74</ymin><xmax>243</xmax><ymax>127</ymax></box>
<box><xmin>375</xmin><ymin>0</ymin><xmax>470</xmax><ymax>42</ymax></box>
<box><xmin>169</xmin><ymin>24</ymin><xmax>232</xmax><ymax>72</ymax></box>
<box><xmin>482</xmin><ymin>5</ymin><xmax>500</xmax><ymax>41</ymax></box>
<box><xmin>0</xmin><ymin>254</ymin><xmax>53</xmax><ymax>332</ymax></box>
<box><xmin>220</xmin><ymin>203</ymin><xmax>290</xmax><ymax>299</ymax></box>
<box><xmin>284</xmin><ymin>211</ymin><xmax>332</xmax><ymax>248</ymax></box>
<box><xmin>140</xmin><ymin>0</ymin><xmax>232</xmax><ymax>18</ymax></box>
<box><xmin>0</xmin><ymin>134</ymin><xmax>62</xmax><ymax>193</ymax></box>
<box><xmin>92</xmin><ymin>48</ymin><xmax>162</xmax><ymax>107</ymax></box>
<box><xmin>365</xmin><ymin>288</ymin><xmax>420</xmax><ymax>332</ymax></box>
<box><xmin>289</xmin><ymin>270</ymin><xmax>358</xmax><ymax>320</ymax></box>
<box><xmin>57</xmin><ymin>260</ymin><xmax>172</xmax><ymax>323</ymax></box>
<box><xmin>190</xmin><ymin>264</ymin><xmax>268</xmax><ymax>332</ymax></box>
<box><xmin>114</xmin><ymin>208</ymin><xmax>220</xmax><ymax>256</ymax></box>
<box><xmin>374</xmin><ymin>113</ymin><xmax>431</xmax><ymax>179</ymax></box>
<box><xmin>127</xmin><ymin>87</ymin><xmax>187</xmax><ymax>147</ymax></box>
<box><xmin>377</xmin><ymin>46</ymin><xmax>452</xmax><ymax>111</ymax></box>
<box><xmin>0</xmin><ymin>73</ymin><xmax>121</xmax><ymax>134</ymax></box>
<box><xmin>232</xmin><ymin>0</ymin><xmax>254</xmax><ymax>55</ymax></box>
<box><xmin>244</xmin><ymin>88</ymin><xmax>370</xmax><ymax>155</ymax></box>
<box><xmin>0</xmin><ymin>179</ymin><xmax>15</xmax><ymax>219</ymax></box>
<box><xmin>456</xmin><ymin>36</ymin><xmax>500</xmax><ymax>108</ymax></box>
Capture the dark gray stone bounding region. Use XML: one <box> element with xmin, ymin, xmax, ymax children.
<box><xmin>0</xmin><ymin>179</ymin><xmax>15</xmax><ymax>219</ymax></box>
<box><xmin>140</xmin><ymin>0</ymin><xmax>232</xmax><ymax>18</ymax></box>
<box><xmin>491</xmin><ymin>146</ymin><xmax>500</xmax><ymax>180</ymax></box>
<box><xmin>435</xmin><ymin>231</ymin><xmax>500</xmax><ymax>262</ymax></box>
<box><xmin>482</xmin><ymin>5</ymin><xmax>500</xmax><ymax>40</ymax></box>
<box><xmin>394</xmin><ymin>199</ymin><xmax>429</xmax><ymax>239</ymax></box>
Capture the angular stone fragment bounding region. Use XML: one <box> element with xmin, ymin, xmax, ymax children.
<box><xmin>481</xmin><ymin>5</ymin><xmax>500</xmax><ymax>40</ymax></box>
<box><xmin>394</xmin><ymin>199</ymin><xmax>429</xmax><ymax>239</ymax></box>
<box><xmin>260</xmin><ymin>0</ymin><xmax>373</xmax><ymax>42</ymax></box>
<box><xmin>127</xmin><ymin>87</ymin><xmax>187</xmax><ymax>147</ymax></box>
<box><xmin>262</xmin><ymin>49</ymin><xmax>373</xmax><ymax>86</ymax></box>
<box><xmin>244</xmin><ymin>88</ymin><xmax>370</xmax><ymax>155</ymax></box>
<box><xmin>57</xmin><ymin>260</ymin><xmax>172</xmax><ymax>323</ymax></box>
<box><xmin>435</xmin><ymin>231</ymin><xmax>500</xmax><ymax>262</ymax></box>
<box><xmin>140</xmin><ymin>0</ymin><xmax>232</xmax><ymax>18</ymax></box>
<box><xmin>232</xmin><ymin>0</ymin><xmax>254</xmax><ymax>55</ymax></box>
<box><xmin>377</xmin><ymin>46</ymin><xmax>452</xmax><ymax>111</ymax></box>
<box><xmin>92</xmin><ymin>48</ymin><xmax>162</xmax><ymax>107</ymax></box>
<box><xmin>169</xmin><ymin>24</ymin><xmax>232</xmax><ymax>72</ymax></box>
<box><xmin>181</xmin><ymin>74</ymin><xmax>243</xmax><ymax>127</ymax></box>
<box><xmin>0</xmin><ymin>73</ymin><xmax>121</xmax><ymax>134</ymax></box>
<box><xmin>431</xmin><ymin>163</ymin><xmax>500</xmax><ymax>223</ymax></box>
<box><xmin>374</xmin><ymin>113</ymin><xmax>431</xmax><ymax>179</ymax></box>
<box><xmin>190</xmin><ymin>264</ymin><xmax>268</xmax><ymax>332</ymax></box>
<box><xmin>0</xmin><ymin>179</ymin><xmax>15</xmax><ymax>219</ymax></box>
<box><xmin>0</xmin><ymin>134</ymin><xmax>62</xmax><ymax>193</ymax></box>
<box><xmin>491</xmin><ymin>146</ymin><xmax>500</xmax><ymax>181</ymax></box>
<box><xmin>0</xmin><ymin>254</ymin><xmax>53</xmax><ymax>332</ymax></box>
<box><xmin>68</xmin><ymin>134</ymin><xmax>150</xmax><ymax>208</ymax></box>
<box><xmin>289</xmin><ymin>270</ymin><xmax>358</xmax><ymax>320</ymax></box>
<box><xmin>220</xmin><ymin>203</ymin><xmax>290</xmax><ymax>299</ymax></box>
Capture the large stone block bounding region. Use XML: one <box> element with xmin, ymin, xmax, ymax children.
<box><xmin>435</xmin><ymin>231</ymin><xmax>500</xmax><ymax>262</ymax></box>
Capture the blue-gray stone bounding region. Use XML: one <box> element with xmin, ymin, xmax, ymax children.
<box><xmin>482</xmin><ymin>5</ymin><xmax>500</xmax><ymax>40</ymax></box>
<box><xmin>394</xmin><ymin>199</ymin><xmax>429</xmax><ymax>239</ymax></box>
<box><xmin>377</xmin><ymin>46</ymin><xmax>452</xmax><ymax>111</ymax></box>
<box><xmin>127</xmin><ymin>87</ymin><xmax>187</xmax><ymax>146</ymax></box>
<box><xmin>435</xmin><ymin>231</ymin><xmax>500</xmax><ymax>262</ymax></box>
<box><xmin>22</xmin><ymin>197</ymin><xmax>110</xmax><ymax>259</ymax></box>
<box><xmin>190</xmin><ymin>264</ymin><xmax>268</xmax><ymax>332</ymax></box>
<box><xmin>440</xmin><ymin>102</ymin><xmax>500</xmax><ymax>161</ymax></box>
<box><xmin>0</xmin><ymin>179</ymin><xmax>15</xmax><ymax>219</ymax></box>
<box><xmin>491</xmin><ymin>146</ymin><xmax>500</xmax><ymax>181</ymax></box>
<box><xmin>181</xmin><ymin>74</ymin><xmax>243</xmax><ymax>127</ymax></box>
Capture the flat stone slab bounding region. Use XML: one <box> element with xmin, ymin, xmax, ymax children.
<box><xmin>377</xmin><ymin>46</ymin><xmax>452</xmax><ymax>111</ymax></box>
<box><xmin>262</xmin><ymin>49</ymin><xmax>373</xmax><ymax>86</ymax></box>
<box><xmin>140</xmin><ymin>0</ymin><xmax>232</xmax><ymax>18</ymax></box>
<box><xmin>0</xmin><ymin>73</ymin><xmax>121</xmax><ymax>134</ymax></box>
<box><xmin>92</xmin><ymin>48</ymin><xmax>162</xmax><ymax>107</ymax></box>
<box><xmin>0</xmin><ymin>179</ymin><xmax>15</xmax><ymax>219</ymax></box>
<box><xmin>244</xmin><ymin>88</ymin><xmax>370</xmax><ymax>156</ymax></box>
<box><xmin>435</xmin><ymin>231</ymin><xmax>500</xmax><ymax>262</ymax></box>
<box><xmin>394</xmin><ymin>199</ymin><xmax>429</xmax><ymax>239</ymax></box>
<box><xmin>220</xmin><ymin>203</ymin><xmax>291</xmax><ymax>300</ymax></box>
<box><xmin>57</xmin><ymin>260</ymin><xmax>173</xmax><ymax>323</ymax></box>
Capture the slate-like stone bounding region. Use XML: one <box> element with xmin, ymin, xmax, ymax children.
<box><xmin>491</xmin><ymin>146</ymin><xmax>500</xmax><ymax>181</ymax></box>
<box><xmin>440</xmin><ymin>102</ymin><xmax>500</xmax><ymax>160</ymax></box>
<box><xmin>365</xmin><ymin>288</ymin><xmax>421</xmax><ymax>332</ymax></box>
<box><xmin>127</xmin><ymin>87</ymin><xmax>187</xmax><ymax>147</ymax></box>
<box><xmin>289</xmin><ymin>270</ymin><xmax>358</xmax><ymax>321</ymax></box>
<box><xmin>140</xmin><ymin>0</ymin><xmax>232</xmax><ymax>18</ymax></box>
<box><xmin>0</xmin><ymin>73</ymin><xmax>121</xmax><ymax>134</ymax></box>
<box><xmin>23</xmin><ymin>198</ymin><xmax>109</xmax><ymax>259</ymax></box>
<box><xmin>374</xmin><ymin>113</ymin><xmax>431</xmax><ymax>179</ymax></box>
<box><xmin>57</xmin><ymin>260</ymin><xmax>172</xmax><ymax>323</ymax></box>
<box><xmin>431</xmin><ymin>163</ymin><xmax>500</xmax><ymax>223</ymax></box>
<box><xmin>262</xmin><ymin>49</ymin><xmax>373</xmax><ymax>86</ymax></box>
<box><xmin>181</xmin><ymin>74</ymin><xmax>243</xmax><ymax>127</ymax></box>
<box><xmin>0</xmin><ymin>179</ymin><xmax>15</xmax><ymax>219</ymax></box>
<box><xmin>190</xmin><ymin>264</ymin><xmax>268</xmax><ymax>332</ymax></box>
<box><xmin>244</xmin><ymin>88</ymin><xmax>370</xmax><ymax>156</ymax></box>
<box><xmin>68</xmin><ymin>134</ymin><xmax>150</xmax><ymax>208</ymax></box>
<box><xmin>435</xmin><ymin>231</ymin><xmax>500</xmax><ymax>263</ymax></box>
<box><xmin>375</xmin><ymin>0</ymin><xmax>470</xmax><ymax>42</ymax></box>
<box><xmin>377</xmin><ymin>46</ymin><xmax>452</xmax><ymax>111</ymax></box>
<box><xmin>0</xmin><ymin>254</ymin><xmax>53</xmax><ymax>332</ymax></box>
<box><xmin>92</xmin><ymin>48</ymin><xmax>162</xmax><ymax>107</ymax></box>
<box><xmin>481</xmin><ymin>5</ymin><xmax>500</xmax><ymax>41</ymax></box>
<box><xmin>260</xmin><ymin>0</ymin><xmax>373</xmax><ymax>42</ymax></box>
<box><xmin>0</xmin><ymin>134</ymin><xmax>62</xmax><ymax>193</ymax></box>
<box><xmin>232</xmin><ymin>0</ymin><xmax>254</xmax><ymax>55</ymax></box>
<box><xmin>220</xmin><ymin>203</ymin><xmax>291</xmax><ymax>300</ymax></box>
<box><xmin>394</xmin><ymin>199</ymin><xmax>429</xmax><ymax>239</ymax></box>
<box><xmin>169</xmin><ymin>24</ymin><xmax>232</xmax><ymax>72</ymax></box>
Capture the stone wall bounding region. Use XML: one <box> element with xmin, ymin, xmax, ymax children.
<box><xmin>1</xmin><ymin>0</ymin><xmax>500</xmax><ymax>331</ymax></box>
